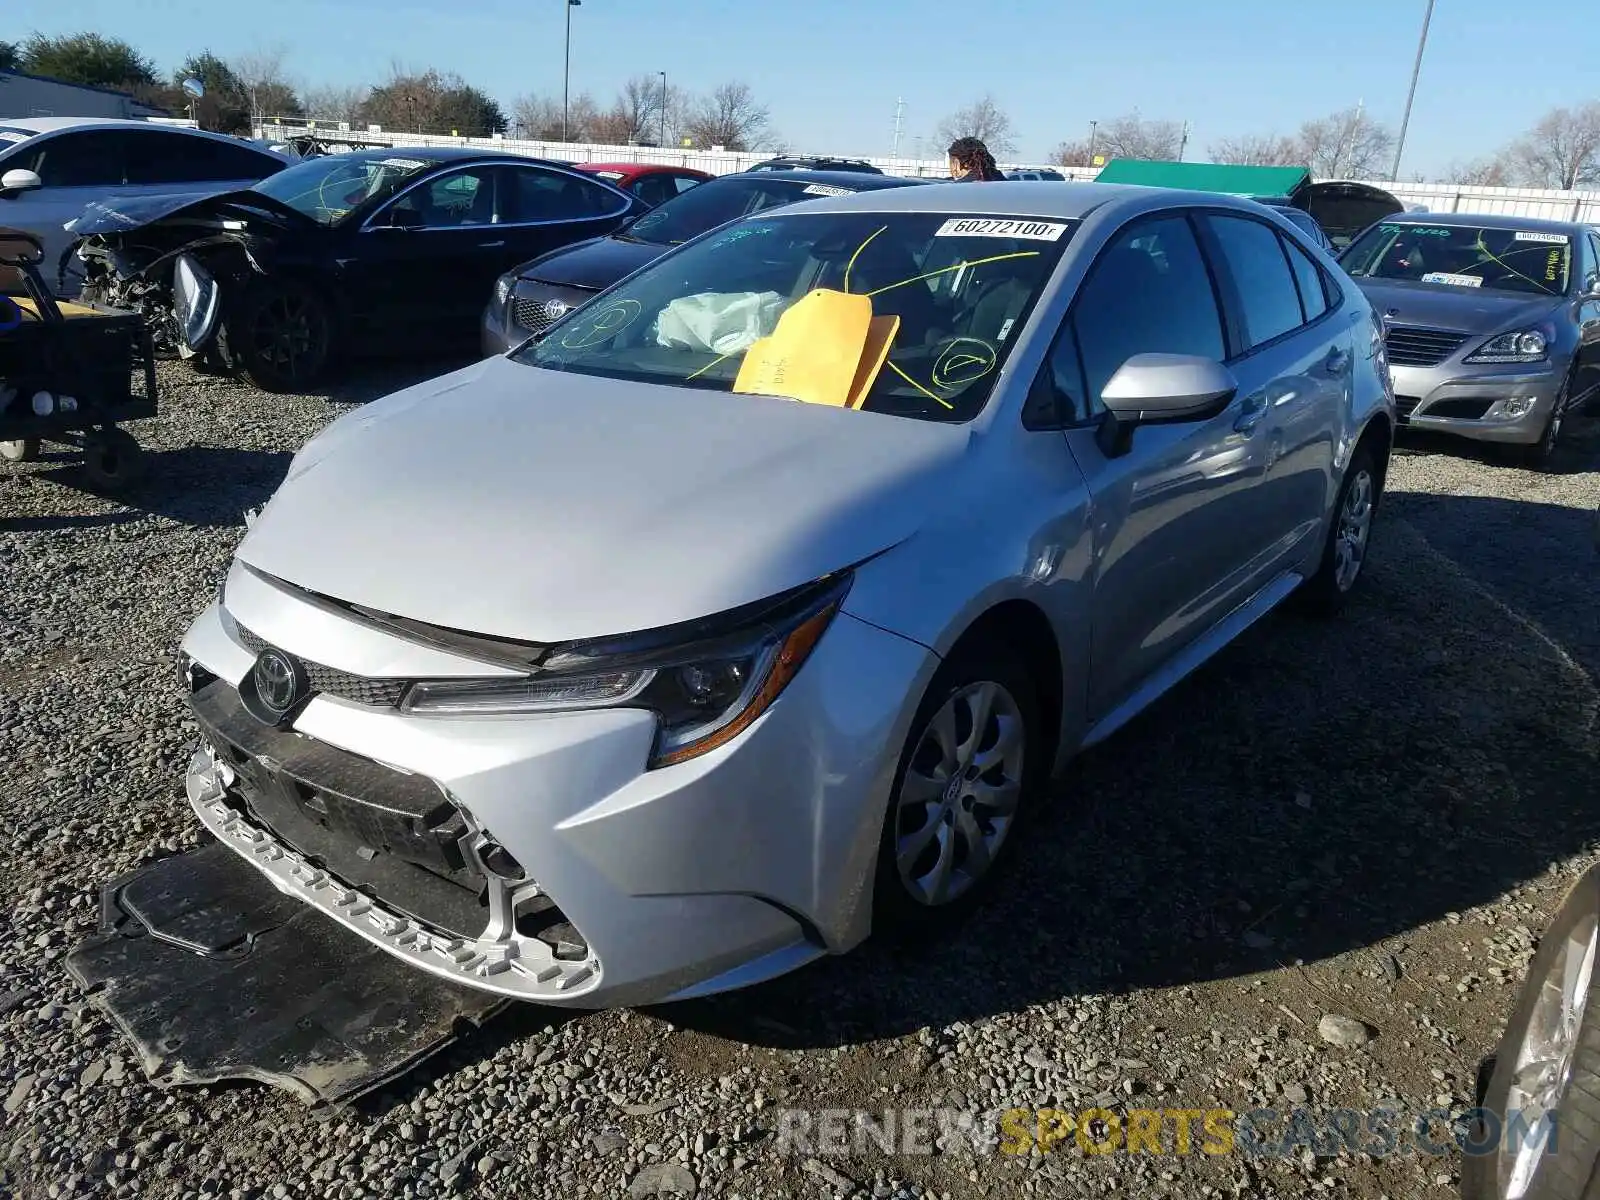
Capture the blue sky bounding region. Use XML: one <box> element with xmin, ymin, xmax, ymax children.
<box><xmin>6</xmin><ymin>0</ymin><xmax>1589</xmax><ymax>176</ymax></box>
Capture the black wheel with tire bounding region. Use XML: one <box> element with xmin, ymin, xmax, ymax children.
<box><xmin>0</xmin><ymin>438</ymin><xmax>40</xmax><ymax>464</ymax></box>
<box><xmin>79</xmin><ymin>428</ymin><xmax>145</xmax><ymax>491</ymax></box>
<box><xmin>226</xmin><ymin>282</ymin><xmax>335</xmax><ymax>393</ymax></box>
<box><xmin>872</xmin><ymin>638</ymin><xmax>1045</xmax><ymax>940</ymax></box>
<box><xmin>1518</xmin><ymin>377</ymin><xmax>1569</xmax><ymax>471</ymax></box>
<box><xmin>1290</xmin><ymin>440</ymin><xmax>1381</xmax><ymax>618</ymax></box>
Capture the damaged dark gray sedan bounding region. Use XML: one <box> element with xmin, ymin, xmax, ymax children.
<box><xmin>67</xmin><ymin>147</ymin><xmax>644</xmax><ymax>391</ymax></box>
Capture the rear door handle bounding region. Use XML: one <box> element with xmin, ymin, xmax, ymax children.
<box><xmin>1326</xmin><ymin>346</ymin><xmax>1350</xmax><ymax>374</ymax></box>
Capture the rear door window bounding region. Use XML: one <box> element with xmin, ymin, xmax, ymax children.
<box><xmin>1281</xmin><ymin>236</ymin><xmax>1331</xmax><ymax>322</ymax></box>
<box><xmin>1203</xmin><ymin>214</ymin><xmax>1308</xmax><ymax>349</ymax></box>
<box><xmin>23</xmin><ymin>131</ymin><xmax>127</xmax><ymax>187</ymax></box>
<box><xmin>124</xmin><ymin>131</ymin><xmax>284</xmax><ymax>185</ymax></box>
<box><xmin>507</xmin><ymin>167</ymin><xmax>631</xmax><ymax>222</ymax></box>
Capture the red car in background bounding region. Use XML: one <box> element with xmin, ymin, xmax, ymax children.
<box><xmin>576</xmin><ymin>162</ymin><xmax>713</xmax><ymax>207</ymax></box>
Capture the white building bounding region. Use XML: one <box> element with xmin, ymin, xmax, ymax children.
<box><xmin>0</xmin><ymin>70</ymin><xmax>168</xmax><ymax>120</ymax></box>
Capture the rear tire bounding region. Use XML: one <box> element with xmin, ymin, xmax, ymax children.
<box><xmin>872</xmin><ymin>638</ymin><xmax>1045</xmax><ymax>941</ymax></box>
<box><xmin>1291</xmin><ymin>440</ymin><xmax>1381</xmax><ymax>618</ymax></box>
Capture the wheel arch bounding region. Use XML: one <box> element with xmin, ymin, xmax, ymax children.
<box><xmin>936</xmin><ymin>598</ymin><xmax>1065</xmax><ymax>779</ymax></box>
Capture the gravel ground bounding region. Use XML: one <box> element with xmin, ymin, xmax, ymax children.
<box><xmin>1</xmin><ymin>358</ymin><xmax>1597</xmax><ymax>1200</ymax></box>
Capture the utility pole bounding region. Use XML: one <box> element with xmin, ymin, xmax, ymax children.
<box><xmin>892</xmin><ymin>97</ymin><xmax>905</xmax><ymax>158</ymax></box>
<box><xmin>659</xmin><ymin>71</ymin><xmax>667</xmax><ymax>147</ymax></box>
<box><xmin>1391</xmin><ymin>0</ymin><xmax>1435</xmax><ymax>181</ymax></box>
<box><xmin>562</xmin><ymin>0</ymin><xmax>582</xmax><ymax>142</ymax></box>
<box><xmin>1178</xmin><ymin>120</ymin><xmax>1190</xmax><ymax>162</ymax></box>
<box><xmin>1087</xmin><ymin>120</ymin><xmax>1098</xmax><ymax>166</ymax></box>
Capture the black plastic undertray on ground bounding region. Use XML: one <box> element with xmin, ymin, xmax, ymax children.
<box><xmin>64</xmin><ymin>840</ymin><xmax>508</xmax><ymax>1107</ymax></box>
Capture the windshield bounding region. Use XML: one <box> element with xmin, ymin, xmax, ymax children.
<box><xmin>1341</xmin><ymin>222</ymin><xmax>1573</xmax><ymax>296</ymax></box>
<box><xmin>250</xmin><ymin>153</ymin><xmax>435</xmax><ymax>225</ymax></box>
<box><xmin>514</xmin><ymin>210</ymin><xmax>1075</xmax><ymax>423</ymax></box>
<box><xmin>624</xmin><ymin>177</ymin><xmax>884</xmax><ymax>247</ymax></box>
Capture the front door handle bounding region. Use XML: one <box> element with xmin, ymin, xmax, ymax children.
<box><xmin>1326</xmin><ymin>346</ymin><xmax>1350</xmax><ymax>374</ymax></box>
<box><xmin>479</xmin><ymin>240</ymin><xmax>506</xmax><ymax>248</ymax></box>
<box><xmin>1234</xmin><ymin>396</ymin><xmax>1266</xmax><ymax>435</ymax></box>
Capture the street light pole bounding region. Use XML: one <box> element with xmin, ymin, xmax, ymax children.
<box><xmin>1390</xmin><ymin>0</ymin><xmax>1435</xmax><ymax>181</ymax></box>
<box><xmin>659</xmin><ymin>71</ymin><xmax>667</xmax><ymax>148</ymax></box>
<box><xmin>562</xmin><ymin>0</ymin><xmax>582</xmax><ymax>142</ymax></box>
<box><xmin>1087</xmin><ymin>120</ymin><xmax>1098</xmax><ymax>166</ymax></box>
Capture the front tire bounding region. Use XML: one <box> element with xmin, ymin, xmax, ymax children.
<box><xmin>1292</xmin><ymin>440</ymin><xmax>1380</xmax><ymax>617</ymax></box>
<box><xmin>872</xmin><ymin>639</ymin><xmax>1044</xmax><ymax>938</ymax></box>
<box><xmin>1517</xmin><ymin>378</ymin><xmax>1568</xmax><ymax>471</ymax></box>
<box><xmin>225</xmin><ymin>282</ymin><xmax>335</xmax><ymax>393</ymax></box>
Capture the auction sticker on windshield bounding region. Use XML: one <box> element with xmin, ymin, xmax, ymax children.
<box><xmin>0</xmin><ymin>130</ymin><xmax>30</xmax><ymax>143</ymax></box>
<box><xmin>1514</xmin><ymin>231</ymin><xmax>1569</xmax><ymax>244</ymax></box>
<box><xmin>1421</xmin><ymin>272</ymin><xmax>1484</xmax><ymax>288</ymax></box>
<box><xmin>935</xmin><ymin>218</ymin><xmax>1068</xmax><ymax>241</ymax></box>
<box><xmin>379</xmin><ymin>158</ymin><xmax>427</xmax><ymax>170</ymax></box>
<box><xmin>803</xmin><ymin>184</ymin><xmax>854</xmax><ymax>197</ymax></box>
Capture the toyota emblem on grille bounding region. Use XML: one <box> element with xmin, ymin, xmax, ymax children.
<box><xmin>252</xmin><ymin>648</ymin><xmax>308</xmax><ymax>715</ymax></box>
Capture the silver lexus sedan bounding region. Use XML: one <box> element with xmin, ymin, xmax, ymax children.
<box><xmin>179</xmin><ymin>184</ymin><xmax>1394</xmax><ymax>1008</ymax></box>
<box><xmin>1340</xmin><ymin>212</ymin><xmax>1600</xmax><ymax>467</ymax></box>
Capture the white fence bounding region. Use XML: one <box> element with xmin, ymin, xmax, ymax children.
<box><xmin>257</xmin><ymin>121</ymin><xmax>1600</xmax><ymax>222</ymax></box>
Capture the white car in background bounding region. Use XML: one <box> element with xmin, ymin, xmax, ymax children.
<box><xmin>0</xmin><ymin>117</ymin><xmax>292</xmax><ymax>294</ymax></box>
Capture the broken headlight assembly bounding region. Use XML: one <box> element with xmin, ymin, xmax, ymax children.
<box><xmin>1465</xmin><ymin>325</ymin><xmax>1553</xmax><ymax>364</ymax></box>
<box><xmin>400</xmin><ymin>574</ymin><xmax>852</xmax><ymax>768</ymax></box>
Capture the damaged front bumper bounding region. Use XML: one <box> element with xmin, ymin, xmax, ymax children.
<box><xmin>176</xmin><ymin>566</ymin><xmax>936</xmax><ymax>1008</ymax></box>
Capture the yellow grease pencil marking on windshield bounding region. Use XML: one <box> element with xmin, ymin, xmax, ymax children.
<box><xmin>844</xmin><ymin>226</ymin><xmax>888</xmax><ymax>293</ymax></box>
<box><xmin>687</xmin><ymin>351</ymin><xmax>737</xmax><ymax>381</ymax></box>
<box><xmin>887</xmin><ymin>361</ymin><xmax>954</xmax><ymax>409</ymax></box>
<box><xmin>865</xmin><ymin>252</ymin><xmax>1041</xmax><ymax>300</ymax></box>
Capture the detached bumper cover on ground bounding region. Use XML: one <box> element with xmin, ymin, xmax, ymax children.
<box><xmin>64</xmin><ymin>843</ymin><xmax>506</xmax><ymax>1106</ymax></box>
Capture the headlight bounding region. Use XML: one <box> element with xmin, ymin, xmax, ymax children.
<box><xmin>401</xmin><ymin>574</ymin><xmax>852</xmax><ymax>768</ymax></box>
<box><xmin>1465</xmin><ymin>326</ymin><xmax>1551</xmax><ymax>363</ymax></box>
<box><xmin>493</xmin><ymin>271</ymin><xmax>516</xmax><ymax>309</ymax></box>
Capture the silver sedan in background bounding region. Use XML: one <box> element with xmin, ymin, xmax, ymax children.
<box><xmin>177</xmin><ymin>185</ymin><xmax>1393</xmax><ymax>1008</ymax></box>
<box><xmin>1340</xmin><ymin>212</ymin><xmax>1600</xmax><ymax>467</ymax></box>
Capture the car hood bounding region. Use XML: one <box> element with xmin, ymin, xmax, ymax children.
<box><xmin>1353</xmin><ymin>278</ymin><xmax>1565</xmax><ymax>336</ymax></box>
<box><xmin>65</xmin><ymin>187</ymin><xmax>311</xmax><ymax>237</ymax></box>
<box><xmin>237</xmin><ymin>355</ymin><xmax>970</xmax><ymax>644</ymax></box>
<box><xmin>517</xmin><ymin>235</ymin><xmax>666</xmax><ymax>292</ymax></box>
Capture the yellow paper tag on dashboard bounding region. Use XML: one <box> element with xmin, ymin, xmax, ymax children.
<box><xmin>847</xmin><ymin>315</ymin><xmax>900</xmax><ymax>408</ymax></box>
<box><xmin>733</xmin><ymin>288</ymin><xmax>874</xmax><ymax>407</ymax></box>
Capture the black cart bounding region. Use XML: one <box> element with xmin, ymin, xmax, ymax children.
<box><xmin>0</xmin><ymin>226</ymin><xmax>157</xmax><ymax>490</ymax></box>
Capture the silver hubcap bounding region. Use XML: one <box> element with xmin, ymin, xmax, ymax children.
<box><xmin>1333</xmin><ymin>468</ymin><xmax>1374</xmax><ymax>592</ymax></box>
<box><xmin>1502</xmin><ymin>912</ymin><xmax>1598</xmax><ymax>1199</ymax></box>
<box><xmin>894</xmin><ymin>681</ymin><xmax>1025</xmax><ymax>906</ymax></box>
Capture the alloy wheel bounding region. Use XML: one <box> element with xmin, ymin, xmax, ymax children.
<box><xmin>1333</xmin><ymin>468</ymin><xmax>1374</xmax><ymax>593</ymax></box>
<box><xmin>893</xmin><ymin>681</ymin><xmax>1025</xmax><ymax>907</ymax></box>
<box><xmin>251</xmin><ymin>295</ymin><xmax>322</xmax><ymax>379</ymax></box>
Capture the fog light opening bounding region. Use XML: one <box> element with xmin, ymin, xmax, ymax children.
<box><xmin>512</xmin><ymin>893</ymin><xmax>589</xmax><ymax>961</ymax></box>
<box><xmin>478</xmin><ymin>840</ymin><xmax>525</xmax><ymax>881</ymax></box>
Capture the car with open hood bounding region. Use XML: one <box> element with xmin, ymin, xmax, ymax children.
<box><xmin>1340</xmin><ymin>212</ymin><xmax>1600</xmax><ymax>466</ymax></box>
<box><xmin>480</xmin><ymin>168</ymin><xmax>924</xmax><ymax>355</ymax></box>
<box><xmin>67</xmin><ymin>147</ymin><xmax>645</xmax><ymax>391</ymax></box>
<box><xmin>178</xmin><ymin>182</ymin><xmax>1392</xmax><ymax>1008</ymax></box>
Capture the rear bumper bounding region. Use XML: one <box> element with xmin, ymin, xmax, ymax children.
<box><xmin>1390</xmin><ymin>364</ymin><xmax>1564</xmax><ymax>445</ymax></box>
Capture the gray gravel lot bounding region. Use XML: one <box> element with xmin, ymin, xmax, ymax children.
<box><xmin>1</xmin><ymin>359</ymin><xmax>1597</xmax><ymax>1200</ymax></box>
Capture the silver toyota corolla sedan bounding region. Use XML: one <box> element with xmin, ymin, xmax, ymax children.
<box><xmin>178</xmin><ymin>184</ymin><xmax>1394</xmax><ymax>1008</ymax></box>
<box><xmin>1340</xmin><ymin>212</ymin><xmax>1600</xmax><ymax>467</ymax></box>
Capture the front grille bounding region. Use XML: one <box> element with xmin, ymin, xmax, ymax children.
<box><xmin>1384</xmin><ymin>324</ymin><xmax>1469</xmax><ymax>367</ymax></box>
<box><xmin>513</xmin><ymin>294</ymin><xmax>580</xmax><ymax>335</ymax></box>
<box><xmin>234</xmin><ymin>623</ymin><xmax>408</xmax><ymax>707</ymax></box>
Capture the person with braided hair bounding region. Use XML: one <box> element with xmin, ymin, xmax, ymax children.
<box><xmin>947</xmin><ymin>137</ymin><xmax>1006</xmax><ymax>182</ymax></box>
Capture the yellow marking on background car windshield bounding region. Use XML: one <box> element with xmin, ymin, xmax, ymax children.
<box><xmin>864</xmin><ymin>251</ymin><xmax>1041</xmax><ymax>300</ymax></box>
<box><xmin>1471</xmin><ymin>233</ymin><xmax>1564</xmax><ymax>293</ymax></box>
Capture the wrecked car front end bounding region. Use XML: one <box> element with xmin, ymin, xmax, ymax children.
<box><xmin>67</xmin><ymin>190</ymin><xmax>307</xmax><ymax>364</ymax></box>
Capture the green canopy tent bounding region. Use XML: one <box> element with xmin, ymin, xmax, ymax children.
<box><xmin>1092</xmin><ymin>159</ymin><xmax>1313</xmax><ymax>205</ymax></box>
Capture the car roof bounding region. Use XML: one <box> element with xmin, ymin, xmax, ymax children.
<box><xmin>0</xmin><ymin>116</ymin><xmax>290</xmax><ymax>155</ymax></box>
<box><xmin>723</xmin><ymin>168</ymin><xmax>923</xmax><ymax>190</ymax></box>
<box><xmin>580</xmin><ymin>162</ymin><xmax>706</xmax><ymax>175</ymax></box>
<box><xmin>778</xmin><ymin>179</ymin><xmax>1238</xmax><ymax>219</ymax></box>
<box><xmin>1379</xmin><ymin>210</ymin><xmax>1585</xmax><ymax>235</ymax></box>
<box><xmin>323</xmin><ymin>146</ymin><xmax>577</xmax><ymax>168</ymax></box>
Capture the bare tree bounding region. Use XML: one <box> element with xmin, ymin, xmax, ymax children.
<box><xmin>361</xmin><ymin>66</ymin><xmax>506</xmax><ymax>136</ymax></box>
<box><xmin>1052</xmin><ymin>139</ymin><xmax>1094</xmax><ymax>168</ymax></box>
<box><xmin>231</xmin><ymin>45</ymin><xmax>301</xmax><ymax>124</ymax></box>
<box><xmin>1508</xmin><ymin>103</ymin><xmax>1600</xmax><ymax>190</ymax></box>
<box><xmin>303</xmin><ymin>83</ymin><xmax>369</xmax><ymax>125</ymax></box>
<box><xmin>1093</xmin><ymin>113</ymin><xmax>1186</xmax><ymax>161</ymax></box>
<box><xmin>935</xmin><ymin>94</ymin><xmax>1015</xmax><ymax>155</ymax></box>
<box><xmin>682</xmin><ymin>82</ymin><xmax>771</xmax><ymax>151</ymax></box>
<box><xmin>1208</xmin><ymin>133</ymin><xmax>1303</xmax><ymax>167</ymax></box>
<box><xmin>1440</xmin><ymin>156</ymin><xmax>1516</xmax><ymax>187</ymax></box>
<box><xmin>1295</xmin><ymin>107</ymin><xmax>1394</xmax><ymax>178</ymax></box>
<box><xmin>511</xmin><ymin>93</ymin><xmax>566</xmax><ymax>141</ymax></box>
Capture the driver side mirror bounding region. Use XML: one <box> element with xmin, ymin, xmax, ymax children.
<box><xmin>0</xmin><ymin>168</ymin><xmax>42</xmax><ymax>198</ymax></box>
<box><xmin>1096</xmin><ymin>353</ymin><xmax>1239</xmax><ymax>459</ymax></box>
